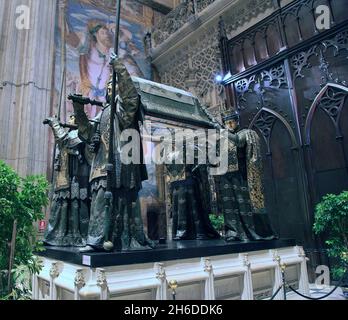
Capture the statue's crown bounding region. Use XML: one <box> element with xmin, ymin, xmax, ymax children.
<box><xmin>221</xmin><ymin>110</ymin><xmax>240</xmax><ymax>123</ymax></box>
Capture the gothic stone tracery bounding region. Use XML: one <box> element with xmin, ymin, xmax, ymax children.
<box><xmin>151</xmin><ymin>0</ymin><xmax>278</xmax><ymax>115</ymax></box>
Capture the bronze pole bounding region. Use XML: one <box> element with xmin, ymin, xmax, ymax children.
<box><xmin>103</xmin><ymin>0</ymin><xmax>122</xmax><ymax>251</ymax></box>
<box><xmin>51</xmin><ymin>70</ymin><xmax>66</xmax><ymax>184</ymax></box>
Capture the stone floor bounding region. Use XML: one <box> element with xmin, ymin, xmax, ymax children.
<box><xmin>287</xmin><ymin>284</ymin><xmax>346</xmax><ymax>300</ymax></box>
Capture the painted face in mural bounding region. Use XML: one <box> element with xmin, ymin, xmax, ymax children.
<box><xmin>94</xmin><ymin>26</ymin><xmax>112</xmax><ymax>50</ymax></box>
<box><xmin>62</xmin><ymin>1</ymin><xmax>151</xmax><ymax>120</ymax></box>
<box><xmin>77</xmin><ymin>21</ymin><xmax>114</xmax><ymax>116</ymax></box>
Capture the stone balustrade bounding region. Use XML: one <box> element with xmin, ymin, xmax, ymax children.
<box><xmin>33</xmin><ymin>245</ymin><xmax>310</xmax><ymax>300</ymax></box>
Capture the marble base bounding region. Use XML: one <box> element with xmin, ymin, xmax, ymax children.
<box><xmin>38</xmin><ymin>239</ymin><xmax>296</xmax><ymax>267</ymax></box>
<box><xmin>33</xmin><ymin>240</ymin><xmax>310</xmax><ymax>300</ymax></box>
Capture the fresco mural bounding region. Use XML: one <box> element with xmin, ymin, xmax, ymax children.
<box><xmin>54</xmin><ymin>0</ymin><xmax>152</xmax><ymax>119</ymax></box>
<box><xmin>51</xmin><ymin>0</ymin><xmax>165</xmax><ymax>237</ymax></box>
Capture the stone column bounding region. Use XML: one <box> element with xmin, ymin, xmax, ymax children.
<box><xmin>241</xmin><ymin>253</ymin><xmax>254</xmax><ymax>300</ymax></box>
<box><xmin>203</xmin><ymin>258</ymin><xmax>215</xmax><ymax>300</ymax></box>
<box><xmin>96</xmin><ymin>268</ymin><xmax>109</xmax><ymax>300</ymax></box>
<box><xmin>49</xmin><ymin>261</ymin><xmax>60</xmax><ymax>300</ymax></box>
<box><xmin>297</xmin><ymin>246</ymin><xmax>310</xmax><ymax>296</ymax></box>
<box><xmin>31</xmin><ymin>273</ymin><xmax>39</xmax><ymax>300</ymax></box>
<box><xmin>0</xmin><ymin>0</ymin><xmax>57</xmax><ymax>177</ymax></box>
<box><xmin>155</xmin><ymin>262</ymin><xmax>167</xmax><ymax>300</ymax></box>
<box><xmin>74</xmin><ymin>268</ymin><xmax>86</xmax><ymax>301</ymax></box>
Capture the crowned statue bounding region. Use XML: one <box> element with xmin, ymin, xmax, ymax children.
<box><xmin>214</xmin><ymin>111</ymin><xmax>277</xmax><ymax>242</ymax></box>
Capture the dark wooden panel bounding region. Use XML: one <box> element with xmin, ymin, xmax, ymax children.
<box><xmin>330</xmin><ymin>0</ymin><xmax>348</xmax><ymax>25</ymax></box>
<box><xmin>339</xmin><ymin>96</ymin><xmax>348</xmax><ymax>162</ymax></box>
<box><xmin>226</xmin><ymin>0</ymin><xmax>348</xmax><ymax>77</ymax></box>
<box><xmin>310</xmin><ymin>107</ymin><xmax>346</xmax><ymax>171</ymax></box>
<box><xmin>243</xmin><ymin>38</ymin><xmax>256</xmax><ymax>68</ymax></box>
<box><xmin>254</xmin><ymin>31</ymin><xmax>271</xmax><ymax>62</ymax></box>
<box><xmin>221</xmin><ymin>0</ymin><xmax>348</xmax><ymax>266</ymax></box>
<box><xmin>315</xmin><ymin>168</ymin><xmax>348</xmax><ymax>198</ymax></box>
<box><xmin>251</xmin><ymin>113</ymin><xmax>307</xmax><ymax>245</ymax></box>
<box><xmin>266</xmin><ymin>24</ymin><xmax>282</xmax><ymax>56</ymax></box>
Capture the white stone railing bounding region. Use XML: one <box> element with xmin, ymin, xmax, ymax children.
<box><xmin>32</xmin><ymin>245</ymin><xmax>310</xmax><ymax>300</ymax></box>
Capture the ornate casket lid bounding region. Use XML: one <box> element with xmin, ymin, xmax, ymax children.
<box><xmin>132</xmin><ymin>77</ymin><xmax>216</xmax><ymax>128</ymax></box>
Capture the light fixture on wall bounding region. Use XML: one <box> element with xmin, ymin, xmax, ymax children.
<box><xmin>215</xmin><ymin>72</ymin><xmax>232</xmax><ymax>84</ymax></box>
<box><xmin>215</xmin><ymin>74</ymin><xmax>223</xmax><ymax>83</ymax></box>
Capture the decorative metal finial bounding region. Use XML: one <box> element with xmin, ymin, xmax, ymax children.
<box><xmin>168</xmin><ymin>279</ymin><xmax>178</xmax><ymax>300</ymax></box>
<box><xmin>280</xmin><ymin>263</ymin><xmax>287</xmax><ymax>273</ymax></box>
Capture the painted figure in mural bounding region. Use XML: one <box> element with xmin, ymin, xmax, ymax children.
<box><xmin>214</xmin><ymin>112</ymin><xmax>277</xmax><ymax>242</ymax></box>
<box><xmin>117</xmin><ymin>27</ymin><xmax>144</xmax><ymax>76</ymax></box>
<box><xmin>165</xmin><ymin>147</ymin><xmax>220</xmax><ymax>241</ymax></box>
<box><xmin>66</xmin><ymin>20</ymin><xmax>113</xmax><ymax>112</ymax></box>
<box><xmin>43</xmin><ymin>116</ymin><xmax>90</xmax><ymax>247</ymax></box>
<box><xmin>66</xmin><ymin>20</ymin><xmax>143</xmax><ymax>118</ymax></box>
<box><xmin>70</xmin><ymin>54</ymin><xmax>152</xmax><ymax>252</ymax></box>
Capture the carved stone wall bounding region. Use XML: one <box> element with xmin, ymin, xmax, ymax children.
<box><xmin>160</xmin><ymin>28</ymin><xmax>225</xmax><ymax>117</ymax></box>
<box><xmin>150</xmin><ymin>0</ymin><xmax>280</xmax><ymax>117</ymax></box>
<box><xmin>152</xmin><ymin>0</ymin><xmax>217</xmax><ymax>48</ymax></box>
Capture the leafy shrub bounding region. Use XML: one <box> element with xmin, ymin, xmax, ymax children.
<box><xmin>209</xmin><ymin>214</ymin><xmax>225</xmax><ymax>234</ymax></box>
<box><xmin>0</xmin><ymin>160</ymin><xmax>48</xmax><ymax>299</ymax></box>
<box><xmin>313</xmin><ymin>191</ymin><xmax>348</xmax><ymax>281</ymax></box>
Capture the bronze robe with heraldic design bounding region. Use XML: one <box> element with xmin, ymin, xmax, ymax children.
<box><xmin>166</xmin><ymin>159</ymin><xmax>220</xmax><ymax>241</ymax></box>
<box><xmin>73</xmin><ymin>58</ymin><xmax>149</xmax><ymax>251</ymax></box>
<box><xmin>44</xmin><ymin>119</ymin><xmax>90</xmax><ymax>247</ymax></box>
<box><xmin>215</xmin><ymin>129</ymin><xmax>277</xmax><ymax>241</ymax></box>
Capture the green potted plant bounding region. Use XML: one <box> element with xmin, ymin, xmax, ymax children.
<box><xmin>0</xmin><ymin>160</ymin><xmax>48</xmax><ymax>300</ymax></box>
<box><xmin>313</xmin><ymin>191</ymin><xmax>348</xmax><ymax>298</ymax></box>
<box><xmin>209</xmin><ymin>214</ymin><xmax>225</xmax><ymax>236</ymax></box>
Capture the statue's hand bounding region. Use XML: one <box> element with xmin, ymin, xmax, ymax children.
<box><xmin>109</xmin><ymin>51</ymin><xmax>119</xmax><ymax>66</ymax></box>
<box><xmin>43</xmin><ymin>116</ymin><xmax>57</xmax><ymax>126</ymax></box>
<box><xmin>68</xmin><ymin>94</ymin><xmax>89</xmax><ymax>105</ymax></box>
<box><xmin>109</xmin><ymin>51</ymin><xmax>125</xmax><ymax>73</ymax></box>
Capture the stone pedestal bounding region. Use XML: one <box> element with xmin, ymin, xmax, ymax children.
<box><xmin>33</xmin><ymin>239</ymin><xmax>310</xmax><ymax>300</ymax></box>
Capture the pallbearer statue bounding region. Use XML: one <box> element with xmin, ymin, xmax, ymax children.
<box><xmin>214</xmin><ymin>112</ymin><xmax>277</xmax><ymax>242</ymax></box>
<box><xmin>165</xmin><ymin>147</ymin><xmax>220</xmax><ymax>241</ymax></box>
<box><xmin>43</xmin><ymin>115</ymin><xmax>90</xmax><ymax>247</ymax></box>
<box><xmin>69</xmin><ymin>54</ymin><xmax>152</xmax><ymax>252</ymax></box>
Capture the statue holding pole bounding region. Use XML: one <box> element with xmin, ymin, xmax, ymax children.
<box><xmin>43</xmin><ymin>115</ymin><xmax>90</xmax><ymax>247</ymax></box>
<box><xmin>69</xmin><ymin>0</ymin><xmax>152</xmax><ymax>252</ymax></box>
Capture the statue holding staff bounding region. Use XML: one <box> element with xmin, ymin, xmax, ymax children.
<box><xmin>43</xmin><ymin>115</ymin><xmax>90</xmax><ymax>247</ymax></box>
<box><xmin>69</xmin><ymin>54</ymin><xmax>151</xmax><ymax>252</ymax></box>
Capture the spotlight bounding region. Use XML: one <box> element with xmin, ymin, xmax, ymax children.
<box><xmin>215</xmin><ymin>74</ymin><xmax>223</xmax><ymax>83</ymax></box>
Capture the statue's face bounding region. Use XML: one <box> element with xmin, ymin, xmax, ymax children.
<box><xmin>106</xmin><ymin>81</ymin><xmax>118</xmax><ymax>102</ymax></box>
<box><xmin>68</xmin><ymin>115</ymin><xmax>76</xmax><ymax>125</ymax></box>
<box><xmin>107</xmin><ymin>82</ymin><xmax>112</xmax><ymax>98</ymax></box>
<box><xmin>225</xmin><ymin>119</ymin><xmax>238</xmax><ymax>132</ymax></box>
